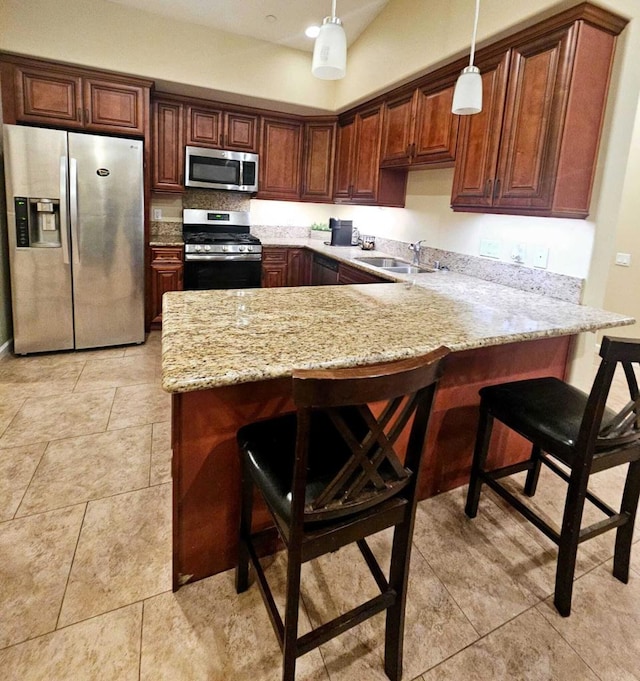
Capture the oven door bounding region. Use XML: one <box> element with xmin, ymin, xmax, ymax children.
<box><xmin>184</xmin><ymin>257</ymin><xmax>262</xmax><ymax>290</ymax></box>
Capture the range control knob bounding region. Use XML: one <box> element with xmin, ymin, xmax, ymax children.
<box><xmin>194</xmin><ymin>245</ymin><xmax>202</xmax><ymax>252</ymax></box>
<box><xmin>239</xmin><ymin>245</ymin><xmax>247</xmax><ymax>252</ymax></box>
<box><xmin>204</xmin><ymin>245</ymin><xmax>211</xmax><ymax>252</ymax></box>
<box><xmin>222</xmin><ymin>245</ymin><xmax>229</xmax><ymax>252</ymax></box>
<box><xmin>247</xmin><ymin>245</ymin><xmax>253</xmax><ymax>252</ymax></box>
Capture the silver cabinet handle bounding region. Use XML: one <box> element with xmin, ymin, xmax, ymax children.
<box><xmin>70</xmin><ymin>158</ymin><xmax>79</xmax><ymax>263</ymax></box>
<box><xmin>60</xmin><ymin>156</ymin><xmax>71</xmax><ymax>265</ymax></box>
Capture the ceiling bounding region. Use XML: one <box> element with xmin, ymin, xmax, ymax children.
<box><xmin>107</xmin><ymin>0</ymin><xmax>390</xmax><ymax>52</ymax></box>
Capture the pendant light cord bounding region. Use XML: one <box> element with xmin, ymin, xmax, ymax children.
<box><xmin>469</xmin><ymin>0</ymin><xmax>480</xmax><ymax>66</ymax></box>
<box><xmin>331</xmin><ymin>0</ymin><xmax>337</xmax><ymax>20</ymax></box>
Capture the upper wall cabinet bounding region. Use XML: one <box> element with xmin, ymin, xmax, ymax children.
<box><xmin>2</xmin><ymin>58</ymin><xmax>150</xmax><ymax>136</ymax></box>
<box><xmin>186</xmin><ymin>105</ymin><xmax>258</xmax><ymax>152</ymax></box>
<box><xmin>257</xmin><ymin>116</ymin><xmax>303</xmax><ymax>200</ymax></box>
<box><xmin>301</xmin><ymin>120</ymin><xmax>336</xmax><ymax>203</ymax></box>
<box><xmin>381</xmin><ymin>81</ymin><xmax>459</xmax><ymax>168</ymax></box>
<box><xmin>153</xmin><ymin>98</ymin><xmax>184</xmax><ymax>192</ymax></box>
<box><xmin>451</xmin><ymin>9</ymin><xmax>627</xmax><ymax>218</ymax></box>
<box><xmin>334</xmin><ymin>106</ymin><xmax>407</xmax><ymax>206</ymax></box>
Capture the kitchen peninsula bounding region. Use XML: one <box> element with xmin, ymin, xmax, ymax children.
<box><xmin>162</xmin><ymin>266</ymin><xmax>633</xmax><ymax>589</ymax></box>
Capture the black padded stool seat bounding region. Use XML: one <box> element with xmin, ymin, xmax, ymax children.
<box><xmin>466</xmin><ymin>336</ymin><xmax>640</xmax><ymax>617</ymax></box>
<box><xmin>235</xmin><ymin>347</ymin><xmax>449</xmax><ymax>681</ymax></box>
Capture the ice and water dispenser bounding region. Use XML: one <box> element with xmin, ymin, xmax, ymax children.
<box><xmin>14</xmin><ymin>197</ymin><xmax>61</xmax><ymax>248</ymax></box>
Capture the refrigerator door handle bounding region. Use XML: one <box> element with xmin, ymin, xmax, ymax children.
<box><xmin>60</xmin><ymin>156</ymin><xmax>71</xmax><ymax>265</ymax></box>
<box><xmin>69</xmin><ymin>157</ymin><xmax>80</xmax><ymax>264</ymax></box>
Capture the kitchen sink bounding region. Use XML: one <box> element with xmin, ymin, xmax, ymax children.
<box><xmin>354</xmin><ymin>256</ymin><xmax>433</xmax><ymax>274</ymax></box>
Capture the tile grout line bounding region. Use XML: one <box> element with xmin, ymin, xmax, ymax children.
<box><xmin>138</xmin><ymin>600</ymin><xmax>145</xmax><ymax>681</ymax></box>
<box><xmin>10</xmin><ymin>441</ymin><xmax>49</xmax><ymax>520</ymax></box>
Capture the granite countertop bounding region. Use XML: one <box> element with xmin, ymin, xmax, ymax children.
<box><xmin>161</xmin><ymin>245</ymin><xmax>634</xmax><ymax>393</ymax></box>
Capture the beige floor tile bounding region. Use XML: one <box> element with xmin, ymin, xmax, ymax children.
<box><xmin>537</xmin><ymin>559</ymin><xmax>640</xmax><ymax>681</ymax></box>
<box><xmin>123</xmin><ymin>332</ymin><xmax>162</xmax><ymax>357</ymax></box>
<box><xmin>299</xmin><ymin>530</ymin><xmax>479</xmax><ymax>680</ymax></box>
<box><xmin>0</xmin><ymin>395</ymin><xmax>26</xmax><ymax>438</ymax></box>
<box><xmin>141</xmin><ymin>560</ymin><xmax>329</xmax><ymax>681</ymax></box>
<box><xmin>0</xmin><ymin>504</ymin><xmax>85</xmax><ymax>649</ymax></box>
<box><xmin>108</xmin><ymin>383</ymin><xmax>171</xmax><ymax>430</ymax></box>
<box><xmin>74</xmin><ymin>355</ymin><xmax>160</xmax><ymax>393</ymax></box>
<box><xmin>0</xmin><ymin>443</ymin><xmax>46</xmax><ymax>521</ymax></box>
<box><xmin>0</xmin><ymin>360</ymin><xmax>84</xmax><ymax>401</ymax></box>
<box><xmin>0</xmin><ymin>389</ymin><xmax>115</xmax><ymax>448</ymax></box>
<box><xmin>0</xmin><ymin>603</ymin><xmax>141</xmax><ymax>681</ymax></box>
<box><xmin>422</xmin><ymin>608</ymin><xmax>599</xmax><ymax>681</ymax></box>
<box><xmin>150</xmin><ymin>421</ymin><xmax>172</xmax><ymax>486</ymax></box>
<box><xmin>16</xmin><ymin>426</ymin><xmax>152</xmax><ymax>516</ymax></box>
<box><xmin>58</xmin><ymin>483</ymin><xmax>172</xmax><ymax>627</ymax></box>
<box><xmin>412</xmin><ymin>487</ymin><xmax>557</xmax><ymax>636</ymax></box>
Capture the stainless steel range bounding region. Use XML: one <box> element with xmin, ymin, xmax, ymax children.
<box><xmin>183</xmin><ymin>209</ymin><xmax>262</xmax><ymax>290</ymax></box>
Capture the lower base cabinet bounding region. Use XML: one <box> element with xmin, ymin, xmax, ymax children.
<box><xmin>150</xmin><ymin>246</ymin><xmax>183</xmax><ymax>328</ymax></box>
<box><xmin>262</xmin><ymin>247</ymin><xmax>312</xmax><ymax>287</ymax></box>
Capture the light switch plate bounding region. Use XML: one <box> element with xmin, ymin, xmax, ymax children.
<box><xmin>615</xmin><ymin>252</ymin><xmax>631</xmax><ymax>266</ymax></box>
<box><xmin>153</xmin><ymin>208</ymin><xmax>162</xmax><ymax>220</ymax></box>
<box><xmin>479</xmin><ymin>238</ymin><xmax>501</xmax><ymax>259</ymax></box>
<box><xmin>533</xmin><ymin>245</ymin><xmax>549</xmax><ymax>269</ymax></box>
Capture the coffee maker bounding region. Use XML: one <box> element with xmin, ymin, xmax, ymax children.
<box><xmin>328</xmin><ymin>218</ymin><xmax>353</xmax><ymax>247</ymax></box>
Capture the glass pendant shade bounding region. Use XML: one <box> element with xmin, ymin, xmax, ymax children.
<box><xmin>452</xmin><ymin>65</ymin><xmax>483</xmax><ymax>115</ymax></box>
<box><xmin>312</xmin><ymin>17</ymin><xmax>347</xmax><ymax>80</ymax></box>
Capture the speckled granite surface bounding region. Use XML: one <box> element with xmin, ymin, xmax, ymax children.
<box><xmin>161</xmin><ymin>248</ymin><xmax>633</xmax><ymax>393</ymax></box>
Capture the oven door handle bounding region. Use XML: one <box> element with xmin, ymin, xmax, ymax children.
<box><xmin>184</xmin><ymin>253</ymin><xmax>262</xmax><ymax>262</ymax></box>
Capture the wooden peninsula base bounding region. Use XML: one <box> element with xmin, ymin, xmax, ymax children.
<box><xmin>171</xmin><ymin>335</ymin><xmax>572</xmax><ymax>589</ymax></box>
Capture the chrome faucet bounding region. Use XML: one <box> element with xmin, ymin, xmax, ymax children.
<box><xmin>408</xmin><ymin>240</ymin><xmax>427</xmax><ymax>266</ymax></box>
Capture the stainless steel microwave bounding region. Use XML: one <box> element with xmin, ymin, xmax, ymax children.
<box><xmin>185</xmin><ymin>146</ymin><xmax>259</xmax><ymax>192</ymax></box>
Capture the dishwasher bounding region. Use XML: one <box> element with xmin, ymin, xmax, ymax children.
<box><xmin>312</xmin><ymin>253</ymin><xmax>339</xmax><ymax>286</ymax></box>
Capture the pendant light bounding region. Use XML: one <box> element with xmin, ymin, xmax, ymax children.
<box><xmin>452</xmin><ymin>0</ymin><xmax>482</xmax><ymax>115</ymax></box>
<box><xmin>312</xmin><ymin>0</ymin><xmax>347</xmax><ymax>80</ymax></box>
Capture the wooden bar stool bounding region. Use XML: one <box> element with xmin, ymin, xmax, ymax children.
<box><xmin>235</xmin><ymin>347</ymin><xmax>449</xmax><ymax>681</ymax></box>
<box><xmin>465</xmin><ymin>335</ymin><xmax>640</xmax><ymax>616</ymax></box>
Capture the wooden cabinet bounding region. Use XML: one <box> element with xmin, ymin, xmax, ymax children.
<box><xmin>261</xmin><ymin>247</ymin><xmax>288</xmax><ymax>287</ymax></box>
<box><xmin>381</xmin><ymin>82</ymin><xmax>459</xmax><ymax>168</ymax></box>
<box><xmin>186</xmin><ymin>105</ymin><xmax>258</xmax><ymax>151</ymax></box>
<box><xmin>150</xmin><ymin>247</ymin><xmax>184</xmax><ymax>327</ymax></box>
<box><xmin>337</xmin><ymin>263</ymin><xmax>388</xmax><ymax>284</ymax></box>
<box><xmin>258</xmin><ymin>117</ymin><xmax>303</xmax><ymax>200</ymax></box>
<box><xmin>262</xmin><ymin>247</ymin><xmax>311</xmax><ymax>287</ymax></box>
<box><xmin>452</xmin><ymin>15</ymin><xmax>623</xmax><ymax>218</ymax></box>
<box><xmin>12</xmin><ymin>63</ymin><xmax>148</xmax><ymax>135</ymax></box>
<box><xmin>153</xmin><ymin>99</ymin><xmax>184</xmax><ymax>192</ymax></box>
<box><xmin>287</xmin><ymin>248</ymin><xmax>312</xmax><ymax>286</ymax></box>
<box><xmin>301</xmin><ymin>120</ymin><xmax>336</xmax><ymax>203</ymax></box>
<box><xmin>334</xmin><ymin>106</ymin><xmax>407</xmax><ymax>207</ymax></box>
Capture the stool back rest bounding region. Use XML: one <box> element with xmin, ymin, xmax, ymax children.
<box><xmin>290</xmin><ymin>347</ymin><xmax>449</xmax><ymax>522</ymax></box>
<box><xmin>575</xmin><ymin>336</ymin><xmax>640</xmax><ymax>462</ymax></box>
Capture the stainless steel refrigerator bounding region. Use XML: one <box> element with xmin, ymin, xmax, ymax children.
<box><xmin>3</xmin><ymin>124</ymin><xmax>145</xmax><ymax>354</ymax></box>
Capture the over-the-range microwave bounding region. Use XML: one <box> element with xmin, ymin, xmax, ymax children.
<box><xmin>185</xmin><ymin>146</ymin><xmax>259</xmax><ymax>192</ymax></box>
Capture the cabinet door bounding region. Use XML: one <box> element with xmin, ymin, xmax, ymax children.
<box><xmin>150</xmin><ymin>247</ymin><xmax>184</xmax><ymax>327</ymax></box>
<box><xmin>224</xmin><ymin>112</ymin><xmax>258</xmax><ymax>151</ymax></box>
<box><xmin>333</xmin><ymin>118</ymin><xmax>356</xmax><ymax>200</ymax></box>
<box><xmin>153</xmin><ymin>100</ymin><xmax>184</xmax><ymax>191</ymax></box>
<box><xmin>258</xmin><ymin>118</ymin><xmax>303</xmax><ymax>200</ymax></box>
<box><xmin>451</xmin><ymin>52</ymin><xmax>510</xmax><ymax>210</ymax></box>
<box><xmin>493</xmin><ymin>28</ymin><xmax>572</xmax><ymax>211</ymax></box>
<box><xmin>84</xmin><ymin>78</ymin><xmax>146</xmax><ymax>134</ymax></box>
<box><xmin>351</xmin><ymin>107</ymin><xmax>383</xmax><ymax>203</ymax></box>
<box><xmin>380</xmin><ymin>92</ymin><xmax>415</xmax><ymax>167</ymax></box>
<box><xmin>186</xmin><ymin>106</ymin><xmax>223</xmax><ymax>147</ymax></box>
<box><xmin>287</xmin><ymin>248</ymin><xmax>311</xmax><ymax>286</ymax></box>
<box><xmin>412</xmin><ymin>84</ymin><xmax>459</xmax><ymax>166</ymax></box>
<box><xmin>15</xmin><ymin>67</ymin><xmax>83</xmax><ymax>127</ymax></box>
<box><xmin>301</xmin><ymin>121</ymin><xmax>335</xmax><ymax>202</ymax></box>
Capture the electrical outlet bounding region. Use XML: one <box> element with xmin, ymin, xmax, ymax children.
<box><xmin>511</xmin><ymin>243</ymin><xmax>526</xmax><ymax>265</ymax></box>
<box><xmin>533</xmin><ymin>245</ymin><xmax>549</xmax><ymax>269</ymax></box>
<box><xmin>479</xmin><ymin>238</ymin><xmax>501</xmax><ymax>259</ymax></box>
<box><xmin>615</xmin><ymin>252</ymin><xmax>631</xmax><ymax>267</ymax></box>
<box><xmin>153</xmin><ymin>208</ymin><xmax>162</xmax><ymax>220</ymax></box>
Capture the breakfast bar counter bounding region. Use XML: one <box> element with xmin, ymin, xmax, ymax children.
<box><xmin>162</xmin><ymin>275</ymin><xmax>633</xmax><ymax>588</ymax></box>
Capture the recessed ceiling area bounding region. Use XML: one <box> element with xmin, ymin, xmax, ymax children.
<box><xmin>106</xmin><ymin>0</ymin><xmax>390</xmax><ymax>52</ymax></box>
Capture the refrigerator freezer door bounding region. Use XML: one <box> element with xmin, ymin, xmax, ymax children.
<box><xmin>3</xmin><ymin>125</ymin><xmax>74</xmax><ymax>353</ymax></box>
<box><xmin>68</xmin><ymin>133</ymin><xmax>145</xmax><ymax>349</ymax></box>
